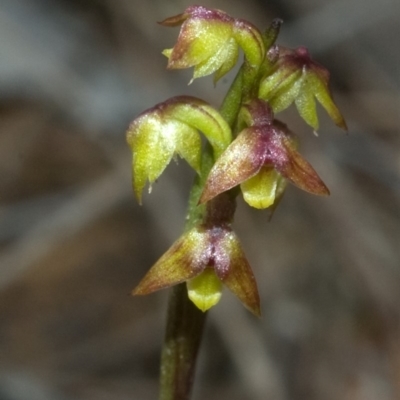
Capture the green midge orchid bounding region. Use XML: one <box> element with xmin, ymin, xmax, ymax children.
<box><xmin>126</xmin><ymin>96</ymin><xmax>231</xmax><ymax>203</ymax></box>
<box><xmin>259</xmin><ymin>46</ymin><xmax>347</xmax><ymax>132</ymax></box>
<box><xmin>200</xmin><ymin>99</ymin><xmax>330</xmax><ymax>209</ymax></box>
<box><xmin>160</xmin><ymin>5</ymin><xmax>265</xmax><ymax>84</ymax></box>
<box><xmin>132</xmin><ymin>193</ymin><xmax>260</xmax><ymax>316</ymax></box>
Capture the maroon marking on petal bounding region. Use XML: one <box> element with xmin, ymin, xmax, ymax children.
<box><xmin>277</xmin><ymin>46</ymin><xmax>331</xmax><ymax>85</ymax></box>
<box><xmin>259</xmin><ymin>127</ymin><xmax>289</xmax><ymax>169</ymax></box>
<box><xmin>206</xmin><ymin>226</ymin><xmax>232</xmax><ymax>274</ymax></box>
<box><xmin>164</xmin><ymin>95</ymin><xmax>208</xmax><ymax>106</ymax></box>
<box><xmin>185</xmin><ymin>5</ymin><xmax>233</xmax><ymax>23</ymax></box>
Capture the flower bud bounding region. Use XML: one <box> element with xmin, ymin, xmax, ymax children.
<box><xmin>160</xmin><ymin>6</ymin><xmax>265</xmax><ymax>84</ymax></box>
<box><xmin>126</xmin><ymin>96</ymin><xmax>231</xmax><ymax>202</ymax></box>
<box><xmin>259</xmin><ymin>46</ymin><xmax>347</xmax><ymax>131</ymax></box>
<box><xmin>261</xmin><ymin>18</ymin><xmax>283</xmax><ymax>50</ymax></box>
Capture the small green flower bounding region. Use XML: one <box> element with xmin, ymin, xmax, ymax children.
<box><xmin>160</xmin><ymin>5</ymin><xmax>265</xmax><ymax>83</ymax></box>
<box><xmin>126</xmin><ymin>96</ymin><xmax>231</xmax><ymax>203</ymax></box>
<box><xmin>132</xmin><ymin>224</ymin><xmax>260</xmax><ymax>316</ymax></box>
<box><xmin>259</xmin><ymin>46</ymin><xmax>347</xmax><ymax>131</ymax></box>
<box><xmin>200</xmin><ymin>99</ymin><xmax>329</xmax><ymax>208</ymax></box>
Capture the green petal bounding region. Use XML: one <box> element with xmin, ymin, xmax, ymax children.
<box><xmin>233</xmin><ymin>19</ymin><xmax>265</xmax><ymax>67</ymax></box>
<box><xmin>213</xmin><ymin>38</ymin><xmax>239</xmax><ymax>83</ymax></box>
<box><xmin>310</xmin><ymin>73</ymin><xmax>347</xmax><ymax>130</ymax></box>
<box><xmin>241</xmin><ymin>167</ymin><xmax>280</xmax><ymax>209</ymax></box>
<box><xmin>129</xmin><ymin>117</ymin><xmax>174</xmax><ymax>202</ymax></box>
<box><xmin>295</xmin><ymin>85</ymin><xmax>319</xmax><ymax>130</ymax></box>
<box><xmin>192</xmin><ymin>38</ymin><xmax>233</xmax><ymax>82</ymax></box>
<box><xmin>168</xmin><ymin>19</ymin><xmax>232</xmax><ymax>69</ymax></box>
<box><xmin>169</xmin><ymin>98</ymin><xmax>232</xmax><ymax>157</ymax></box>
<box><xmin>187</xmin><ymin>269</ymin><xmax>223</xmax><ymax>312</ymax></box>
<box><xmin>258</xmin><ymin>69</ymin><xmax>300</xmax><ymax>102</ymax></box>
<box><xmin>174</xmin><ymin>123</ymin><xmax>202</xmax><ymax>174</ymax></box>
<box><xmin>268</xmin><ymin>73</ymin><xmax>303</xmax><ymax>113</ymax></box>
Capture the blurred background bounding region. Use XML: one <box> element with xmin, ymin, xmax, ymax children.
<box><xmin>0</xmin><ymin>0</ymin><xmax>400</xmax><ymax>399</ymax></box>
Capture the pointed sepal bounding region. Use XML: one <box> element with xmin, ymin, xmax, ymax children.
<box><xmin>214</xmin><ymin>230</ymin><xmax>261</xmax><ymax>316</ymax></box>
<box><xmin>132</xmin><ymin>229</ymin><xmax>208</xmax><ymax>295</ymax></box>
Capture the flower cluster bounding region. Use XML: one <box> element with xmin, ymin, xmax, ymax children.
<box><xmin>126</xmin><ymin>6</ymin><xmax>346</xmax><ymax>315</ymax></box>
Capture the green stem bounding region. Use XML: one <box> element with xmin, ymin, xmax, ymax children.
<box><xmin>218</xmin><ymin>62</ymin><xmax>260</xmax><ymax>131</ymax></box>
<box><xmin>219</xmin><ymin>66</ymin><xmax>243</xmax><ymax>128</ymax></box>
<box><xmin>159</xmin><ymin>284</ymin><xmax>207</xmax><ymax>400</ymax></box>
